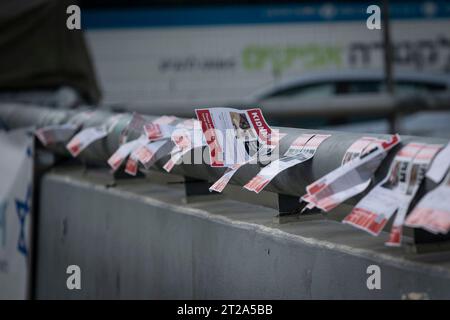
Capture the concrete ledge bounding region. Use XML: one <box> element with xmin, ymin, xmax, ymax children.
<box><xmin>36</xmin><ymin>167</ymin><xmax>450</xmax><ymax>299</ymax></box>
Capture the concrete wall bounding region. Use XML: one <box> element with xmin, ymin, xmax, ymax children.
<box><xmin>35</xmin><ymin>168</ymin><xmax>450</xmax><ymax>299</ymax></box>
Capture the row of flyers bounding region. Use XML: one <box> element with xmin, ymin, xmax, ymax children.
<box><xmin>34</xmin><ymin>107</ymin><xmax>450</xmax><ymax>246</ymax></box>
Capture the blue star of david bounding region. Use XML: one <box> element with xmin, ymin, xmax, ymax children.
<box><xmin>0</xmin><ymin>202</ymin><xmax>6</xmax><ymax>248</ymax></box>
<box><xmin>15</xmin><ymin>185</ymin><xmax>32</xmax><ymax>256</ymax></box>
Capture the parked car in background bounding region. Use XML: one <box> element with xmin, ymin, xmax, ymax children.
<box><xmin>246</xmin><ymin>71</ymin><xmax>450</xmax><ymax>130</ymax></box>
<box><xmin>249</xmin><ymin>71</ymin><xmax>450</xmax><ymax>101</ymax></box>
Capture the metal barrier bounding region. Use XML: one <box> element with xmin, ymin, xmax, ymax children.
<box><xmin>0</xmin><ymin>102</ymin><xmax>449</xmax><ymax>249</ymax></box>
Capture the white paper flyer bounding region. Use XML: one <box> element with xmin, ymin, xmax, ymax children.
<box><xmin>35</xmin><ymin>124</ymin><xmax>78</xmax><ymax>146</ymax></box>
<box><xmin>426</xmin><ymin>142</ymin><xmax>450</xmax><ymax>183</ymax></box>
<box><xmin>405</xmin><ymin>172</ymin><xmax>450</xmax><ymax>235</ymax></box>
<box><xmin>195</xmin><ymin>108</ymin><xmax>273</xmax><ymax>167</ymax></box>
<box><xmin>303</xmin><ymin>134</ymin><xmax>400</xmax><ymax>212</ymax></box>
<box><xmin>342</xmin><ymin>142</ymin><xmax>441</xmax><ymax>245</ymax></box>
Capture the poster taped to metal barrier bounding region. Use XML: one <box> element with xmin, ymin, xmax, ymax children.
<box><xmin>342</xmin><ymin>142</ymin><xmax>441</xmax><ymax>245</ymax></box>
<box><xmin>163</xmin><ymin>147</ymin><xmax>185</xmax><ymax>173</ymax></box>
<box><xmin>342</xmin><ymin>142</ymin><xmax>422</xmax><ymax>235</ymax></box>
<box><xmin>405</xmin><ymin>172</ymin><xmax>450</xmax><ymax>235</ymax></box>
<box><xmin>143</xmin><ymin>115</ymin><xmax>178</xmax><ymax>142</ymax></box>
<box><xmin>115</xmin><ymin>114</ymin><xmax>184</xmax><ymax>176</ymax></box>
<box><xmin>117</xmin><ymin>113</ymin><xmax>177</xmax><ymax>176</ymax></box>
<box><xmin>35</xmin><ymin>123</ymin><xmax>78</xmax><ymax>146</ymax></box>
<box><xmin>66</xmin><ymin>126</ymin><xmax>109</xmax><ymax>157</ymax></box>
<box><xmin>0</xmin><ymin>128</ymin><xmax>34</xmax><ymax>299</ymax></box>
<box><xmin>163</xmin><ymin>121</ymin><xmax>206</xmax><ymax>173</ymax></box>
<box><xmin>125</xmin><ymin>139</ymin><xmax>170</xmax><ymax>175</ymax></box>
<box><xmin>209</xmin><ymin>164</ymin><xmax>243</xmax><ymax>193</ymax></box>
<box><xmin>66</xmin><ymin>114</ymin><xmax>122</xmax><ymax>157</ymax></box>
<box><xmin>386</xmin><ymin>143</ymin><xmax>442</xmax><ymax>246</ymax></box>
<box><xmin>244</xmin><ymin>134</ymin><xmax>330</xmax><ymax>194</ymax></box>
<box><xmin>302</xmin><ymin>134</ymin><xmax>400</xmax><ymax>212</ymax></box>
<box><xmin>426</xmin><ymin>142</ymin><xmax>450</xmax><ymax>183</ymax></box>
<box><xmin>144</xmin><ymin>123</ymin><xmax>175</xmax><ymax>141</ymax></box>
<box><xmin>119</xmin><ymin>113</ymin><xmax>147</xmax><ymax>145</ymax></box>
<box><xmin>172</xmin><ymin>120</ymin><xmax>204</xmax><ymax>150</ymax></box>
<box><xmin>302</xmin><ymin>136</ymin><xmax>393</xmax><ymax>211</ymax></box>
<box><xmin>163</xmin><ymin>141</ymin><xmax>206</xmax><ymax>173</ymax></box>
<box><xmin>124</xmin><ymin>154</ymin><xmax>140</xmax><ymax>176</ymax></box>
<box><xmin>302</xmin><ymin>136</ymin><xmax>382</xmax><ymax>211</ymax></box>
<box><xmin>341</xmin><ymin>136</ymin><xmax>379</xmax><ymax>165</ymax></box>
<box><xmin>121</xmin><ymin>115</ymin><xmax>178</xmax><ymax>174</ymax></box>
<box><xmin>209</xmin><ymin>146</ymin><xmax>270</xmax><ymax>193</ymax></box>
<box><xmin>142</xmin><ymin>116</ymin><xmax>176</xmax><ymax>141</ymax></box>
<box><xmin>131</xmin><ymin>140</ymin><xmax>169</xmax><ymax>169</ymax></box>
<box><xmin>107</xmin><ymin>135</ymin><xmax>148</xmax><ymax>171</ymax></box>
<box><xmin>155</xmin><ymin>115</ymin><xmax>179</xmax><ymax>125</ymax></box>
<box><xmin>195</xmin><ymin>108</ymin><xmax>273</xmax><ymax>167</ymax></box>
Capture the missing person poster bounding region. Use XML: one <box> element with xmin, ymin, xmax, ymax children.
<box><xmin>195</xmin><ymin>107</ymin><xmax>272</xmax><ymax>167</ymax></box>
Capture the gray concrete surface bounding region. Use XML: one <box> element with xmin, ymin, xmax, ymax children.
<box><xmin>36</xmin><ymin>167</ymin><xmax>450</xmax><ymax>299</ymax></box>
